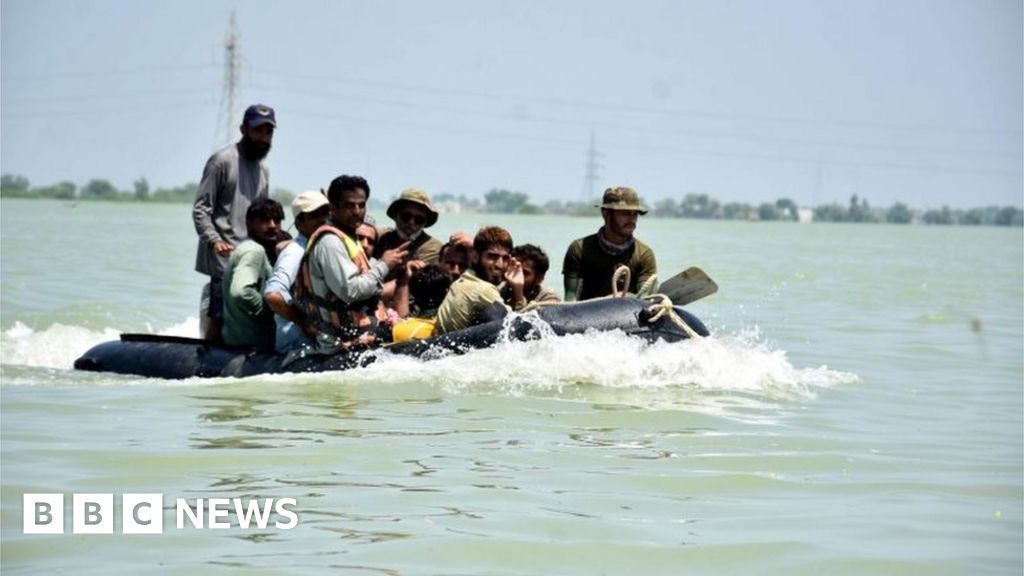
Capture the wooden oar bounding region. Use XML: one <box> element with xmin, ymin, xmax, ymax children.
<box><xmin>656</xmin><ymin>267</ymin><xmax>718</xmax><ymax>306</ymax></box>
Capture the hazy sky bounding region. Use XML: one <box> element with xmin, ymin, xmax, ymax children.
<box><xmin>2</xmin><ymin>0</ymin><xmax>1021</xmax><ymax>209</ymax></box>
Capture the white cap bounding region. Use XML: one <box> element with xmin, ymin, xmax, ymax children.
<box><xmin>291</xmin><ymin>190</ymin><xmax>329</xmax><ymax>218</ymax></box>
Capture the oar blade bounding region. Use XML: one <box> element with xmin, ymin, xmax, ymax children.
<box><xmin>657</xmin><ymin>267</ymin><xmax>718</xmax><ymax>306</ymax></box>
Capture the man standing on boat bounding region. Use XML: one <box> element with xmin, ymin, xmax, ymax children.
<box><xmin>192</xmin><ymin>103</ymin><xmax>276</xmax><ymax>342</ymax></box>
<box><xmin>292</xmin><ymin>175</ymin><xmax>409</xmax><ymax>353</ymax></box>
<box><xmin>562</xmin><ymin>186</ymin><xmax>657</xmax><ymax>301</ymax></box>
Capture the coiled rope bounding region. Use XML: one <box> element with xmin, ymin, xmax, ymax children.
<box><xmin>642</xmin><ymin>294</ymin><xmax>701</xmax><ymax>340</ymax></box>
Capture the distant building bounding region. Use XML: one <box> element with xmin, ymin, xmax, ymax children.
<box><xmin>435</xmin><ymin>200</ymin><xmax>463</xmax><ymax>214</ymax></box>
<box><xmin>797</xmin><ymin>208</ymin><xmax>814</xmax><ymax>223</ymax></box>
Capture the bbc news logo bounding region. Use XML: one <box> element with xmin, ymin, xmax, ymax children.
<box><xmin>23</xmin><ymin>493</ymin><xmax>298</xmax><ymax>534</ymax></box>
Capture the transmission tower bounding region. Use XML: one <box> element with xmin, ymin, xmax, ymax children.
<box><xmin>581</xmin><ymin>131</ymin><xmax>603</xmax><ymax>202</ymax></box>
<box><xmin>215</xmin><ymin>11</ymin><xmax>240</xmax><ymax>147</ymax></box>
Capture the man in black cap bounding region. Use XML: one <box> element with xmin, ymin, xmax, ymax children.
<box><xmin>192</xmin><ymin>103</ymin><xmax>276</xmax><ymax>342</ymax></box>
<box><xmin>562</xmin><ymin>186</ymin><xmax>657</xmax><ymax>301</ymax></box>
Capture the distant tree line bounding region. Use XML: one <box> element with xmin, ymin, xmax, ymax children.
<box><xmin>0</xmin><ymin>174</ymin><xmax>295</xmax><ymax>206</ymax></box>
<box><xmin>2</xmin><ymin>174</ymin><xmax>1021</xmax><ymax>227</ymax></box>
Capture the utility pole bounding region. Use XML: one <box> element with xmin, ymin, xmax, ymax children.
<box><xmin>215</xmin><ymin>11</ymin><xmax>240</xmax><ymax>147</ymax></box>
<box><xmin>581</xmin><ymin>131</ymin><xmax>603</xmax><ymax>202</ymax></box>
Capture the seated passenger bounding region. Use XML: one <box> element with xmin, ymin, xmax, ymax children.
<box><xmin>223</xmin><ymin>197</ymin><xmax>289</xmax><ymax>350</ymax></box>
<box><xmin>391</xmin><ymin>264</ymin><xmax>452</xmax><ymax>342</ymax></box>
<box><xmin>354</xmin><ymin>216</ymin><xmax>407</xmax><ymax>326</ymax></box>
<box><xmin>263</xmin><ymin>190</ymin><xmax>330</xmax><ymax>353</ymax></box>
<box><xmin>293</xmin><ymin>175</ymin><xmax>408</xmax><ymax>353</ymax></box>
<box><xmin>434</xmin><ymin>226</ymin><xmax>526</xmax><ymax>334</ymax></box>
<box><xmin>505</xmin><ymin>244</ymin><xmax>561</xmax><ymax>305</ymax></box>
<box><xmin>439</xmin><ymin>241</ymin><xmax>471</xmax><ymax>280</ymax></box>
<box><xmin>374</xmin><ymin>188</ymin><xmax>443</xmax><ymax>264</ymax></box>
<box><xmin>355</xmin><ymin>215</ymin><xmax>378</xmax><ymax>256</ymax></box>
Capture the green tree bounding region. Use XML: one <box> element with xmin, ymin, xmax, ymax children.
<box><xmin>652</xmin><ymin>198</ymin><xmax>678</xmax><ymax>218</ymax></box>
<box><xmin>959</xmin><ymin>208</ymin><xmax>984</xmax><ymax>225</ymax></box>
<box><xmin>721</xmin><ymin>202</ymin><xmax>754</xmax><ymax>221</ymax></box>
<box><xmin>995</xmin><ymin>206</ymin><xmax>1024</xmax><ymax>226</ymax></box>
<box><xmin>847</xmin><ymin>194</ymin><xmax>878</xmax><ymax>222</ymax></box>
<box><xmin>542</xmin><ymin>199</ymin><xmax>566</xmax><ymax>214</ymax></box>
<box><xmin>680</xmin><ymin>193</ymin><xmax>718</xmax><ymax>219</ymax></box>
<box><xmin>758</xmin><ymin>202</ymin><xmax>780</xmax><ymax>221</ymax></box>
<box><xmin>569</xmin><ymin>201</ymin><xmax>599</xmax><ymax>217</ymax></box>
<box><xmin>133</xmin><ymin>178</ymin><xmax>150</xmax><ymax>200</ymax></box>
<box><xmin>150</xmin><ymin>182</ymin><xmax>198</xmax><ymax>203</ymax></box>
<box><xmin>80</xmin><ymin>179</ymin><xmax>120</xmax><ymax>200</ymax></box>
<box><xmin>484</xmin><ymin>188</ymin><xmax>535</xmax><ymax>214</ymax></box>
<box><xmin>1</xmin><ymin>174</ymin><xmax>31</xmax><ymax>195</ymax></box>
<box><xmin>36</xmin><ymin>181</ymin><xmax>76</xmax><ymax>200</ymax></box>
<box><xmin>922</xmin><ymin>206</ymin><xmax>954</xmax><ymax>225</ymax></box>
<box><xmin>885</xmin><ymin>202</ymin><xmax>912</xmax><ymax>224</ymax></box>
<box><xmin>775</xmin><ymin>197</ymin><xmax>799</xmax><ymax>221</ymax></box>
<box><xmin>814</xmin><ymin>203</ymin><xmax>847</xmax><ymax>222</ymax></box>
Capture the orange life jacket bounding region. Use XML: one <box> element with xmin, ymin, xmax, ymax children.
<box><xmin>292</xmin><ymin>224</ymin><xmax>376</xmax><ymax>344</ymax></box>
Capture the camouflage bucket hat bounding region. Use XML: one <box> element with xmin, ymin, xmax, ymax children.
<box><xmin>386</xmin><ymin>187</ymin><xmax>439</xmax><ymax>228</ymax></box>
<box><xmin>596</xmin><ymin>186</ymin><xmax>648</xmax><ymax>215</ymax></box>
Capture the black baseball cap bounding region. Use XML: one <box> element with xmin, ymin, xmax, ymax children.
<box><xmin>243</xmin><ymin>104</ymin><xmax>276</xmax><ymax>128</ymax></box>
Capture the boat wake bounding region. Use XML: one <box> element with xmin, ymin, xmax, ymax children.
<box><xmin>352</xmin><ymin>322</ymin><xmax>858</xmax><ymax>418</ymax></box>
<box><xmin>2</xmin><ymin>317</ymin><xmax>858</xmax><ymax>418</ymax></box>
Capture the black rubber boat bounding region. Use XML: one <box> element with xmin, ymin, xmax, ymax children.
<box><xmin>73</xmin><ymin>297</ymin><xmax>708</xmax><ymax>380</ymax></box>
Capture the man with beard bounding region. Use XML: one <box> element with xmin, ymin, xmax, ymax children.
<box><xmin>222</xmin><ymin>197</ymin><xmax>289</xmax><ymax>350</ymax></box>
<box><xmin>434</xmin><ymin>226</ymin><xmax>526</xmax><ymax>334</ymax></box>
<box><xmin>439</xmin><ymin>241</ymin><xmax>471</xmax><ymax>281</ymax></box>
<box><xmin>294</xmin><ymin>175</ymin><xmax>409</xmax><ymax>353</ymax></box>
<box><xmin>263</xmin><ymin>190</ymin><xmax>330</xmax><ymax>353</ymax></box>
<box><xmin>374</xmin><ymin>188</ymin><xmax>443</xmax><ymax>265</ymax></box>
<box><xmin>192</xmin><ymin>103</ymin><xmax>276</xmax><ymax>342</ymax></box>
<box><xmin>562</xmin><ymin>186</ymin><xmax>657</xmax><ymax>301</ymax></box>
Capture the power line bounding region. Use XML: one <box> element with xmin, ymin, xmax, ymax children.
<box><xmin>275</xmin><ymin>107</ymin><xmax>1022</xmax><ymax>178</ymax></box>
<box><xmin>2</xmin><ymin>64</ymin><xmax>217</xmax><ymax>82</ymax></box>
<box><xmin>242</xmin><ymin>80</ymin><xmax>1019</xmax><ymax>161</ymax></box>
<box><xmin>0</xmin><ymin>98</ymin><xmax>216</xmax><ymax>119</ymax></box>
<box><xmin>254</xmin><ymin>67</ymin><xmax>1022</xmax><ymax>138</ymax></box>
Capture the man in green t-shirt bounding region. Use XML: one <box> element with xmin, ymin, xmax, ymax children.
<box><xmin>222</xmin><ymin>197</ymin><xmax>288</xmax><ymax>350</ymax></box>
<box><xmin>435</xmin><ymin>226</ymin><xmax>526</xmax><ymax>334</ymax></box>
<box><xmin>562</xmin><ymin>186</ymin><xmax>657</xmax><ymax>301</ymax></box>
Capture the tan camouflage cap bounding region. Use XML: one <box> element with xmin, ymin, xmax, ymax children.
<box><xmin>386</xmin><ymin>187</ymin><xmax>439</xmax><ymax>227</ymax></box>
<box><xmin>596</xmin><ymin>186</ymin><xmax>648</xmax><ymax>215</ymax></box>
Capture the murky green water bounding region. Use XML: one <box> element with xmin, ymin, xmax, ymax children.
<box><xmin>1</xmin><ymin>198</ymin><xmax>1021</xmax><ymax>574</ymax></box>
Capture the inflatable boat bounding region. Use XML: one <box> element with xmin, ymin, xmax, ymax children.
<box><xmin>73</xmin><ymin>297</ymin><xmax>709</xmax><ymax>380</ymax></box>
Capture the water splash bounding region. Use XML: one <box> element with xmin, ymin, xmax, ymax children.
<box><xmin>353</xmin><ymin>324</ymin><xmax>858</xmax><ymax>408</ymax></box>
<box><xmin>1</xmin><ymin>318</ymin><xmax>199</xmax><ymax>370</ymax></box>
<box><xmin>1</xmin><ymin>318</ymin><xmax>858</xmax><ymax>418</ymax></box>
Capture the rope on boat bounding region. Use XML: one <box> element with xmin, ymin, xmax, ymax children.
<box><xmin>518</xmin><ymin>291</ymin><xmax>702</xmax><ymax>340</ymax></box>
<box><xmin>520</xmin><ymin>267</ymin><xmax>701</xmax><ymax>340</ymax></box>
<box><xmin>636</xmin><ymin>274</ymin><xmax>659</xmax><ymax>297</ymax></box>
<box><xmin>642</xmin><ymin>294</ymin><xmax>702</xmax><ymax>340</ymax></box>
<box><xmin>520</xmin><ymin>265</ymin><xmax>634</xmax><ymax>313</ymax></box>
<box><xmin>611</xmin><ymin>265</ymin><xmax>631</xmax><ymax>298</ymax></box>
